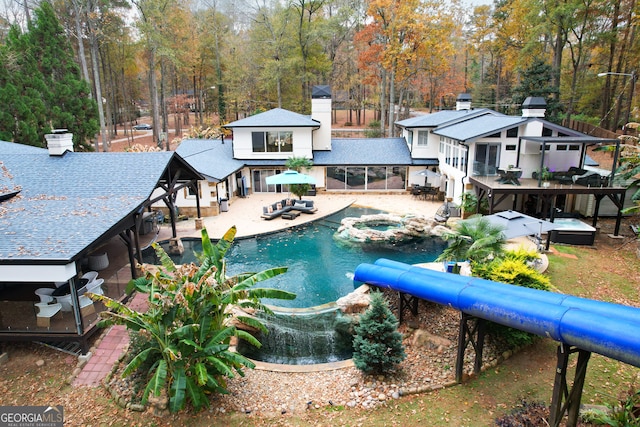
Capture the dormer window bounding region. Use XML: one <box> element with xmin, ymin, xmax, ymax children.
<box><xmin>252</xmin><ymin>131</ymin><xmax>293</xmax><ymax>153</ymax></box>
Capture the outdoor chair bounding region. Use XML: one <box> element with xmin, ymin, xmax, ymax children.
<box><xmin>78</xmin><ymin>295</ymin><xmax>96</xmax><ymax>316</ymax></box>
<box><xmin>85</xmin><ymin>278</ymin><xmax>104</xmax><ymax>296</ymax></box>
<box><xmin>56</xmin><ymin>294</ymin><xmax>73</xmax><ymax>311</ymax></box>
<box><xmin>81</xmin><ymin>271</ymin><xmax>99</xmax><ymax>284</ymax></box>
<box><xmin>35</xmin><ymin>288</ymin><xmax>55</xmax><ymax>303</ymax></box>
<box><xmin>573</xmin><ymin>171</ymin><xmax>604</xmax><ymax>187</ymax></box>
<box><xmin>35</xmin><ymin>302</ymin><xmax>62</xmax><ymax>327</ymax></box>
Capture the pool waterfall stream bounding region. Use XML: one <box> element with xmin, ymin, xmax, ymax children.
<box><xmin>144</xmin><ymin>207</ymin><xmax>447</xmax><ymax>365</ymax></box>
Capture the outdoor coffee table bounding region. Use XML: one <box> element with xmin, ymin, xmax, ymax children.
<box><xmin>281</xmin><ymin>211</ymin><xmax>300</xmax><ymax>220</ymax></box>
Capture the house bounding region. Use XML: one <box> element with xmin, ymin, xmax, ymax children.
<box><xmin>168</xmin><ymin>88</ymin><xmax>627</xmax><ymax>234</ymax></box>
<box><xmin>0</xmin><ymin>132</ymin><xmax>202</xmax><ymax>352</ymax></box>
<box><xmin>396</xmin><ymin>94</ymin><xmax>628</xmax><ymax>232</ymax></box>
<box><xmin>165</xmin><ymin>85</ymin><xmax>437</xmax><ymax>217</ymax></box>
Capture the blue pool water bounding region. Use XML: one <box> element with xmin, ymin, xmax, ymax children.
<box><xmin>145</xmin><ymin>206</ymin><xmax>446</xmax><ymax>309</ymax></box>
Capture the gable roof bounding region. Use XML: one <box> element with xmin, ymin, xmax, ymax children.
<box><xmin>395</xmin><ymin>108</ymin><xmax>498</xmax><ymax>129</ymax></box>
<box><xmin>313</xmin><ymin>138</ymin><xmax>414</xmax><ymax>165</ymax></box>
<box><xmin>176</xmin><ymin>139</ymin><xmax>245</xmax><ymax>182</ymax></box>
<box><xmin>224</xmin><ymin>108</ymin><xmax>321</xmax><ymax>128</ymax></box>
<box><xmin>0</xmin><ymin>146</ymin><xmax>200</xmax><ymax>265</ymax></box>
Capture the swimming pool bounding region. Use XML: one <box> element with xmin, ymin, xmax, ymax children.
<box><xmin>145</xmin><ymin>206</ymin><xmax>447</xmax><ymax>309</ymax></box>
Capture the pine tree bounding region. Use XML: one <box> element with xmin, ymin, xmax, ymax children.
<box><xmin>0</xmin><ymin>3</ymin><xmax>98</xmax><ymax>149</ymax></box>
<box><xmin>511</xmin><ymin>58</ymin><xmax>563</xmax><ymax>123</ymax></box>
<box><xmin>27</xmin><ymin>2</ymin><xmax>99</xmax><ymax>150</ymax></box>
<box><xmin>352</xmin><ymin>291</ymin><xmax>406</xmax><ymax>375</ymax></box>
<box><xmin>0</xmin><ymin>28</ymin><xmax>49</xmax><ymax>145</ymax></box>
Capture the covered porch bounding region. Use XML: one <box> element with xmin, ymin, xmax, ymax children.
<box><xmin>0</xmin><ymin>147</ymin><xmax>203</xmax><ymax>353</ymax></box>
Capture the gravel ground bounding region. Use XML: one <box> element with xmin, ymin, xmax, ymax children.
<box><xmin>105</xmin><ymin>293</ymin><xmax>512</xmax><ymax>417</ymax></box>
<box><xmin>129</xmin><ymin>294</ymin><xmax>511</xmax><ymax>418</ymax></box>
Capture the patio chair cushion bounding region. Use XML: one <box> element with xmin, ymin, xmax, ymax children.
<box><xmin>573</xmin><ymin>171</ymin><xmax>603</xmax><ymax>186</ymax></box>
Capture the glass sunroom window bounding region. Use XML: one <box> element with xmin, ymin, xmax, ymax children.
<box><xmin>326</xmin><ymin>166</ymin><xmax>406</xmax><ymax>190</ymax></box>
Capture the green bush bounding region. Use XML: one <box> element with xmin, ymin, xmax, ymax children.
<box><xmin>472</xmin><ymin>254</ymin><xmax>552</xmax><ymax>348</ymax></box>
<box><xmin>582</xmin><ymin>387</ymin><xmax>640</xmax><ymax>426</ymax></box>
<box><xmin>472</xmin><ymin>258</ymin><xmax>551</xmax><ymax>291</ymax></box>
<box><xmin>352</xmin><ymin>292</ymin><xmax>406</xmax><ymax>375</ymax></box>
<box><xmin>364</xmin><ymin>120</ymin><xmax>383</xmax><ymax>138</ymax></box>
<box><xmin>92</xmin><ymin>227</ymin><xmax>295</xmax><ymax>412</ymax></box>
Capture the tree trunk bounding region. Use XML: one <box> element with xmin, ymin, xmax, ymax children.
<box><xmin>148</xmin><ymin>48</ymin><xmax>161</xmax><ymax>149</ymax></box>
<box><xmin>388</xmin><ymin>68</ymin><xmax>395</xmax><ymax>138</ymax></box>
<box><xmin>551</xmin><ymin>23</ymin><xmax>564</xmax><ymax>103</ymax></box>
<box><xmin>601</xmin><ymin>0</ymin><xmax>621</xmax><ymax>130</ymax></box>
<box><xmin>160</xmin><ymin>59</ymin><xmax>169</xmax><ymax>150</ymax></box>
<box><xmin>380</xmin><ymin>69</ymin><xmax>387</xmax><ymax>136</ymax></box>
<box><xmin>70</xmin><ymin>0</ymin><xmax>91</xmax><ymax>93</ymax></box>
<box><xmin>88</xmin><ymin>19</ymin><xmax>108</xmax><ymax>152</ymax></box>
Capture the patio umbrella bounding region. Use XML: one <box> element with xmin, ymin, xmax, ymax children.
<box><xmin>468</xmin><ymin>210</ymin><xmax>558</xmax><ymax>240</ymax></box>
<box><xmin>412</xmin><ymin>169</ymin><xmax>441</xmax><ymax>186</ymax></box>
<box><xmin>266</xmin><ymin>170</ymin><xmax>316</xmax><ymax>185</ymax></box>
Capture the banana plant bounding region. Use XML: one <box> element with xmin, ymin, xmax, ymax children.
<box><xmin>91</xmin><ymin>226</ymin><xmax>295</xmax><ymax>412</ymax></box>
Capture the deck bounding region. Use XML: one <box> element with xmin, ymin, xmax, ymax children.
<box><xmin>468</xmin><ymin>175</ymin><xmax>627</xmax><ymax>234</ymax></box>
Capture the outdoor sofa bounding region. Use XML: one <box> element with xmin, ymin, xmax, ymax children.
<box><xmin>532</xmin><ymin>167</ymin><xmax>607</xmax><ymax>187</ymax></box>
<box><xmin>261</xmin><ymin>198</ymin><xmax>317</xmax><ymax>220</ymax></box>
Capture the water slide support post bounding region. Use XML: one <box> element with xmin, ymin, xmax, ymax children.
<box><xmin>397</xmin><ymin>292</ymin><xmax>419</xmax><ymax>324</ymax></box>
<box><xmin>549</xmin><ymin>343</ymin><xmax>591</xmax><ymax>427</ymax></box>
<box><xmin>455</xmin><ymin>312</ymin><xmax>486</xmax><ymax>383</ymax></box>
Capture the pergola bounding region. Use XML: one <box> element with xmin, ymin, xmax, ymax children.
<box><xmin>468</xmin><ymin>136</ymin><xmax>626</xmax><ymax>236</ymax></box>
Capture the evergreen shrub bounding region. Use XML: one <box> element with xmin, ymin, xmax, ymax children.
<box><xmin>352</xmin><ymin>292</ymin><xmax>406</xmax><ymax>375</ymax></box>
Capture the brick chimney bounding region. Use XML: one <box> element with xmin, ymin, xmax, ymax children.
<box><xmin>456</xmin><ymin>93</ymin><xmax>472</xmax><ymax>111</ymax></box>
<box><xmin>311</xmin><ymin>85</ymin><xmax>331</xmax><ymax>150</ymax></box>
<box><xmin>45</xmin><ymin>129</ymin><xmax>74</xmax><ymax>156</ymax></box>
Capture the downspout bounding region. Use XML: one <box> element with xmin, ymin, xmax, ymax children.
<box><xmin>460</xmin><ymin>140</ymin><xmax>470</xmax><ymax>200</ymax></box>
<box><xmin>193</xmin><ymin>180</ymin><xmax>201</xmax><ymax>218</ymax></box>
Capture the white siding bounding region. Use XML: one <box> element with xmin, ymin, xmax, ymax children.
<box><xmin>232</xmin><ymin>127</ymin><xmax>314</xmax><ymax>160</ymax></box>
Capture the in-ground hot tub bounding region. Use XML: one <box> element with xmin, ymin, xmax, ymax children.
<box><xmin>549</xmin><ymin>218</ymin><xmax>596</xmax><ymax>245</ymax></box>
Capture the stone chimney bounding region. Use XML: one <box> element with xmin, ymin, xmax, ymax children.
<box><xmin>521</xmin><ymin>96</ymin><xmax>547</xmax><ymax>118</ymax></box>
<box><xmin>456</xmin><ymin>93</ymin><xmax>472</xmax><ymax>111</ymax></box>
<box><xmin>311</xmin><ymin>85</ymin><xmax>331</xmax><ymax>151</ymax></box>
<box><xmin>45</xmin><ymin>129</ymin><xmax>74</xmax><ymax>156</ymax></box>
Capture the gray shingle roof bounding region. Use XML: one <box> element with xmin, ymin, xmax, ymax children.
<box><xmin>433</xmin><ymin>116</ymin><xmax>527</xmax><ymax>142</ymax></box>
<box><xmin>177</xmin><ymin>137</ymin><xmax>434</xmax><ymax>175</ymax></box>
<box><xmin>176</xmin><ymin>139</ymin><xmax>244</xmax><ymax>182</ymax></box>
<box><xmin>313</xmin><ymin>138</ymin><xmax>413</xmax><ymax>165</ymax></box>
<box><xmin>224</xmin><ymin>108</ymin><xmax>321</xmax><ymax>128</ymax></box>
<box><xmin>0</xmin><ymin>141</ymin><xmax>46</xmax><ymax>154</ymax></box>
<box><xmin>395</xmin><ymin>108</ymin><xmax>497</xmax><ymax>128</ymax></box>
<box><xmin>0</xmin><ymin>148</ymin><xmax>176</xmax><ymax>263</ymax></box>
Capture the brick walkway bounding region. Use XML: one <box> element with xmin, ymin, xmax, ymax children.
<box><xmin>73</xmin><ymin>292</ymin><xmax>148</xmax><ymax>387</ymax></box>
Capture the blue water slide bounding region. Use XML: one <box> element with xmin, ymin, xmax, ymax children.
<box><xmin>353</xmin><ymin>261</ymin><xmax>640</xmax><ymax>368</ymax></box>
<box><xmin>371</xmin><ymin>258</ymin><xmax>640</xmax><ymax>324</ymax></box>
